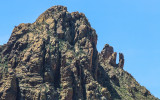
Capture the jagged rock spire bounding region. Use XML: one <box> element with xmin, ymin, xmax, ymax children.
<box><xmin>100</xmin><ymin>44</ymin><xmax>124</xmax><ymax>68</ymax></box>
<box><xmin>118</xmin><ymin>53</ymin><xmax>124</xmax><ymax>68</ymax></box>
<box><xmin>101</xmin><ymin>44</ymin><xmax>114</xmax><ymax>60</ymax></box>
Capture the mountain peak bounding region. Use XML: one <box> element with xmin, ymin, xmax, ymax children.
<box><xmin>36</xmin><ymin>5</ymin><xmax>67</xmax><ymax>23</ymax></box>
<box><xmin>0</xmin><ymin>6</ymin><xmax>159</xmax><ymax>100</ymax></box>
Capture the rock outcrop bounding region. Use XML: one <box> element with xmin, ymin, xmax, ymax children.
<box><xmin>0</xmin><ymin>6</ymin><xmax>159</xmax><ymax>100</ymax></box>
<box><xmin>118</xmin><ymin>53</ymin><xmax>124</xmax><ymax>68</ymax></box>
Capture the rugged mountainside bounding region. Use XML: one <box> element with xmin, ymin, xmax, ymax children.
<box><xmin>0</xmin><ymin>6</ymin><xmax>159</xmax><ymax>100</ymax></box>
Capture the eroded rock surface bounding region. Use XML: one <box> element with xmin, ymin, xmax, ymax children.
<box><xmin>0</xmin><ymin>6</ymin><xmax>159</xmax><ymax>100</ymax></box>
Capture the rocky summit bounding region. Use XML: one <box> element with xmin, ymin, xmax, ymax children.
<box><xmin>0</xmin><ymin>6</ymin><xmax>159</xmax><ymax>100</ymax></box>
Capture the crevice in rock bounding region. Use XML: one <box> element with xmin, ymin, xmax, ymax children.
<box><xmin>53</xmin><ymin>51</ymin><xmax>61</xmax><ymax>90</ymax></box>
<box><xmin>91</xmin><ymin>47</ymin><xmax>98</xmax><ymax>80</ymax></box>
<box><xmin>75</xmin><ymin>60</ymin><xmax>80</xmax><ymax>77</ymax></box>
<box><xmin>69</xmin><ymin>21</ymin><xmax>76</xmax><ymax>45</ymax></box>
<box><xmin>53</xmin><ymin>20</ymin><xmax>58</xmax><ymax>37</ymax></box>
<box><xmin>72</xmin><ymin>72</ymin><xmax>77</xmax><ymax>100</ymax></box>
<box><xmin>16</xmin><ymin>78</ymin><xmax>21</xmax><ymax>100</ymax></box>
<box><xmin>81</xmin><ymin>68</ymin><xmax>86</xmax><ymax>100</ymax></box>
<box><xmin>42</xmin><ymin>41</ymin><xmax>46</xmax><ymax>83</ymax></box>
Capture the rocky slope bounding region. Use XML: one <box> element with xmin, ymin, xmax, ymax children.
<box><xmin>0</xmin><ymin>6</ymin><xmax>159</xmax><ymax>100</ymax></box>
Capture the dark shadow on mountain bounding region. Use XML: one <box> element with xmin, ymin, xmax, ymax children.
<box><xmin>97</xmin><ymin>64</ymin><xmax>121</xmax><ymax>99</ymax></box>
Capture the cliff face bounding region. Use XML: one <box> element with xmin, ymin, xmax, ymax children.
<box><xmin>0</xmin><ymin>6</ymin><xmax>158</xmax><ymax>100</ymax></box>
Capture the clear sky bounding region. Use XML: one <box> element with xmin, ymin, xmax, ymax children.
<box><xmin>0</xmin><ymin>0</ymin><xmax>160</xmax><ymax>98</ymax></box>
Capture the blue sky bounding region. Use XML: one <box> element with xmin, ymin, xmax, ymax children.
<box><xmin>0</xmin><ymin>0</ymin><xmax>160</xmax><ymax>98</ymax></box>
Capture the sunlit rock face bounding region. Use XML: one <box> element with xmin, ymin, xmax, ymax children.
<box><xmin>0</xmin><ymin>6</ymin><xmax>158</xmax><ymax>100</ymax></box>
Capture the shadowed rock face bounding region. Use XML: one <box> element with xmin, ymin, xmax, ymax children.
<box><xmin>0</xmin><ymin>6</ymin><xmax>159</xmax><ymax>100</ymax></box>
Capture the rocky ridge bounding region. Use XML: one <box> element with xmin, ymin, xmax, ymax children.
<box><xmin>0</xmin><ymin>6</ymin><xmax>159</xmax><ymax>100</ymax></box>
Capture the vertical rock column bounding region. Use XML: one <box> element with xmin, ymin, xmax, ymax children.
<box><xmin>100</xmin><ymin>44</ymin><xmax>117</xmax><ymax>66</ymax></box>
<box><xmin>118</xmin><ymin>53</ymin><xmax>124</xmax><ymax>68</ymax></box>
